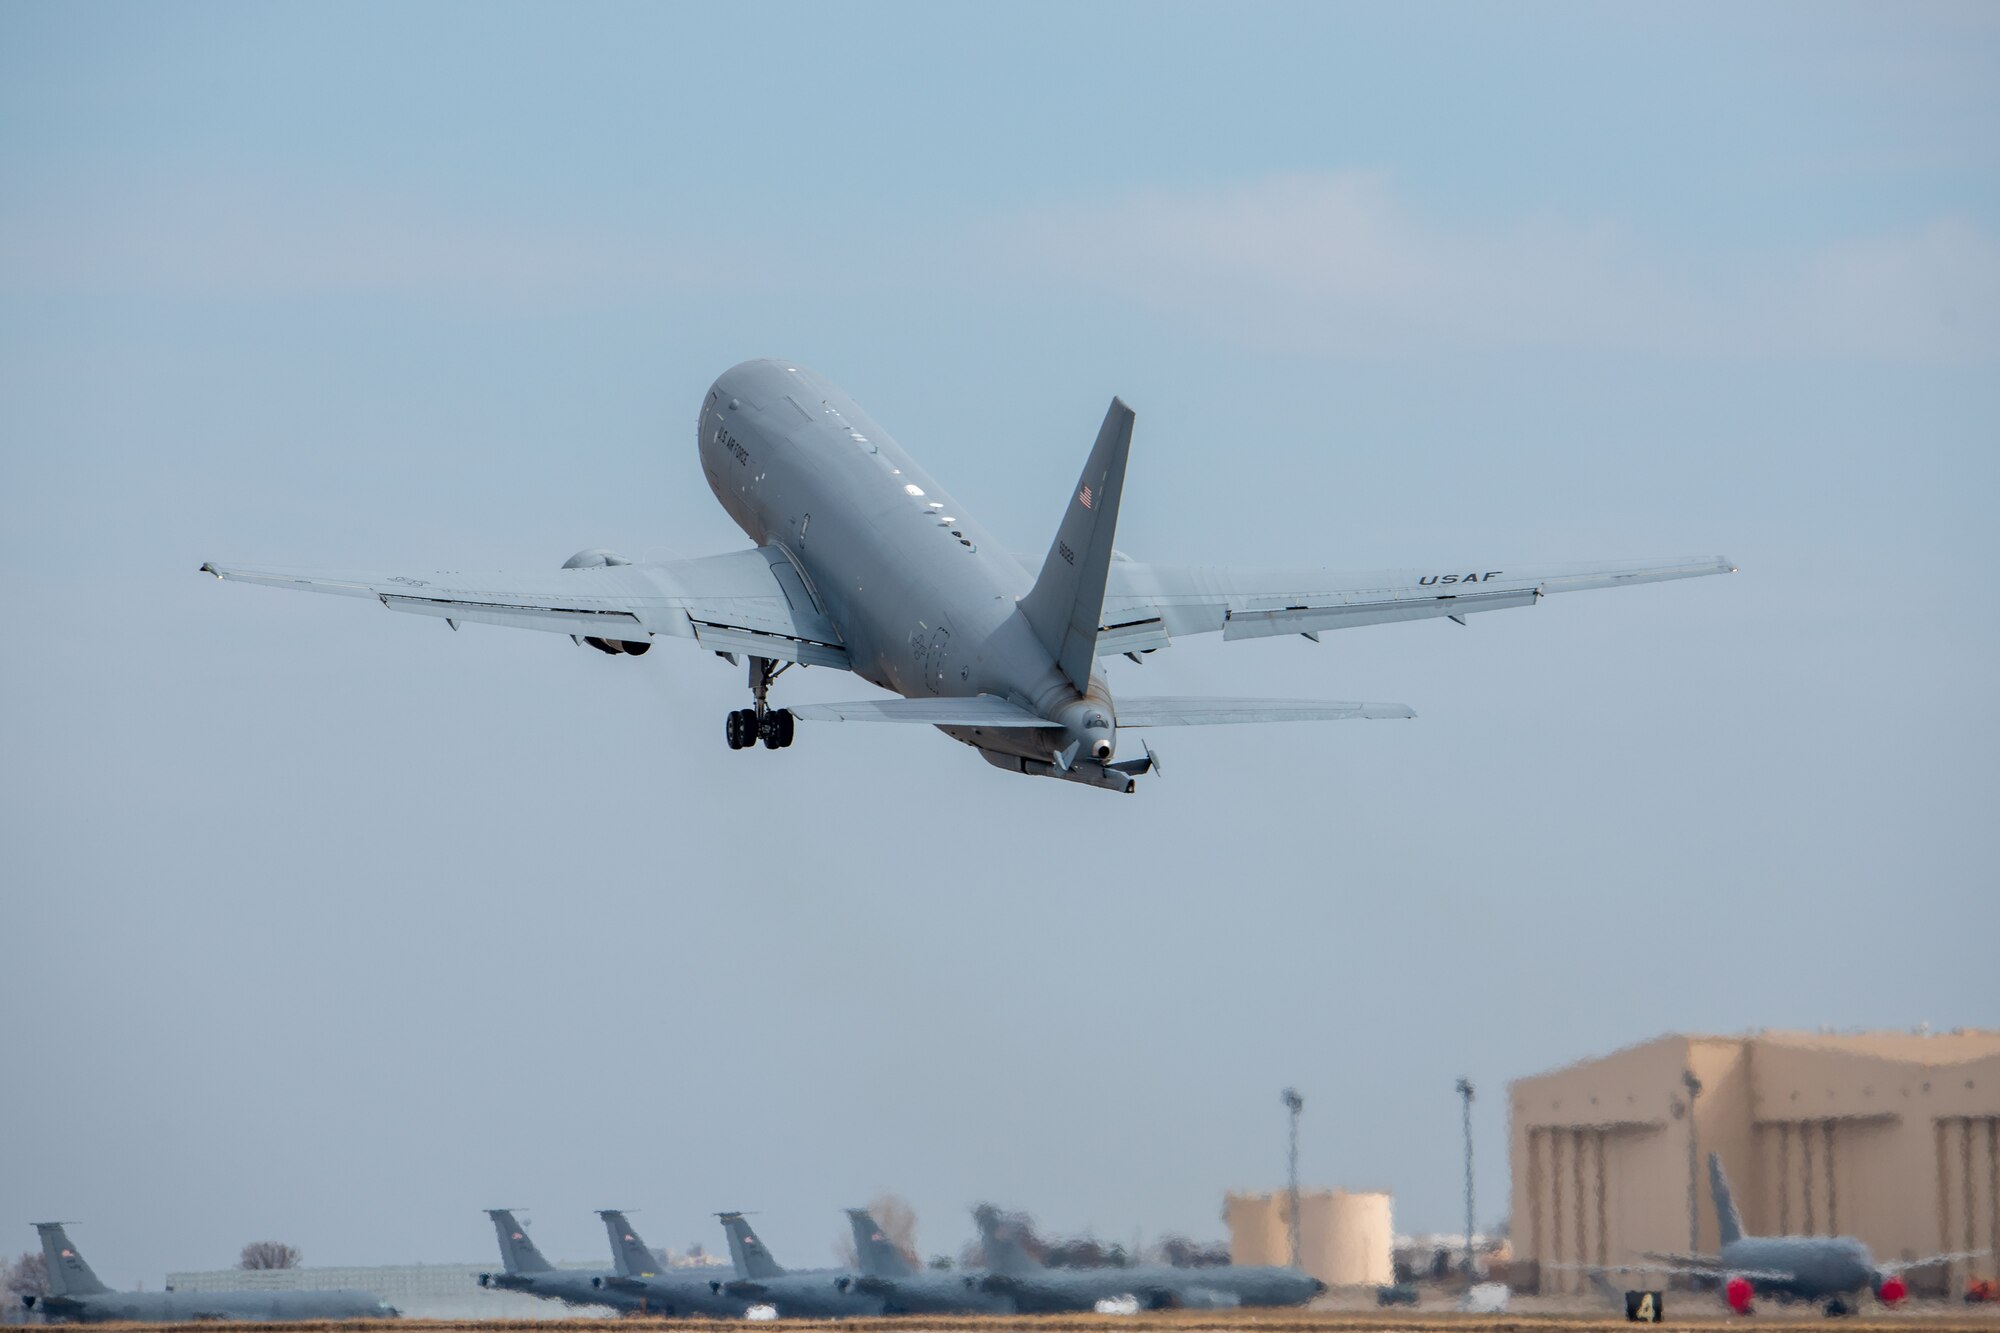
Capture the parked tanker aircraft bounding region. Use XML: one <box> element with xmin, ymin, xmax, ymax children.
<box><xmin>1574</xmin><ymin>1154</ymin><xmax>1988</xmax><ymax>1316</ymax></box>
<box><xmin>588</xmin><ymin>1209</ymin><xmax>749</xmax><ymax>1316</ymax></box>
<box><xmin>477</xmin><ymin>1208</ymin><xmax>634</xmax><ymax>1312</ymax></box>
<box><xmin>201</xmin><ymin>360</ymin><xmax>1733</xmax><ymax>793</ymax></box>
<box><xmin>707</xmin><ymin>1212</ymin><xmax>881</xmax><ymax>1317</ymax></box>
<box><xmin>25</xmin><ymin>1223</ymin><xmax>395</xmax><ymax>1323</ymax></box>
<box><xmin>838</xmin><ymin>1207</ymin><xmax>1014</xmax><ymax>1314</ymax></box>
<box><xmin>970</xmin><ymin>1204</ymin><xmax>1323</xmax><ymax>1311</ymax></box>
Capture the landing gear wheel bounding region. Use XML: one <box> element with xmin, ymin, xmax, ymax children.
<box><xmin>725</xmin><ymin>711</ymin><xmax>741</xmax><ymax>749</ymax></box>
<box><xmin>776</xmin><ymin>708</ymin><xmax>795</xmax><ymax>747</ymax></box>
<box><xmin>726</xmin><ymin>708</ymin><xmax>758</xmax><ymax>750</ymax></box>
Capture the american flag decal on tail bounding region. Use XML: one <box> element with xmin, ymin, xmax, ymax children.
<box><xmin>1078</xmin><ymin>483</ymin><xmax>1093</xmax><ymax>510</ymax></box>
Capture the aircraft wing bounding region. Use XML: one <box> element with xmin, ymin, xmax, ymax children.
<box><xmin>1115</xmin><ymin>697</ymin><xmax>1413</xmax><ymax>726</ymax></box>
<box><xmin>1880</xmin><ymin>1249</ymin><xmax>1993</xmax><ymax>1273</ymax></box>
<box><xmin>592</xmin><ymin>1277</ymin><xmax>647</xmax><ymax>1293</ymax></box>
<box><xmin>1095</xmin><ymin>556</ymin><xmax>1735</xmax><ymax>654</ymax></box>
<box><xmin>1635</xmin><ymin>1250</ymin><xmax>1726</xmax><ymax>1270</ymax></box>
<box><xmin>199</xmin><ymin>547</ymin><xmax>852</xmax><ymax>669</ymax></box>
<box><xmin>1552</xmin><ymin>1260</ymin><xmax>1792</xmax><ymax>1282</ymax></box>
<box><xmin>787</xmin><ymin>696</ymin><xmax>1060</xmax><ymax>727</ymax></box>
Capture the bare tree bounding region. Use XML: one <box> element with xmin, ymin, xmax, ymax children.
<box><xmin>1151</xmin><ymin>1235</ymin><xmax>1229</xmax><ymax>1268</ymax></box>
<box><xmin>834</xmin><ymin>1194</ymin><xmax>923</xmax><ymax>1270</ymax></box>
<box><xmin>5</xmin><ymin>1248</ymin><xmax>50</xmax><ymax>1288</ymax></box>
<box><xmin>238</xmin><ymin>1242</ymin><xmax>300</xmax><ymax>1270</ymax></box>
<box><xmin>5</xmin><ymin>1252</ymin><xmax>50</xmax><ymax>1322</ymax></box>
<box><xmin>866</xmin><ymin>1195</ymin><xmax>921</xmax><ymax>1271</ymax></box>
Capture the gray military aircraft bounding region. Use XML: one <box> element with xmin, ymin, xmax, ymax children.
<box><xmin>586</xmin><ymin>1209</ymin><xmax>749</xmax><ymax>1317</ymax></box>
<box><xmin>970</xmin><ymin>1204</ymin><xmax>1323</xmax><ymax>1311</ymax></box>
<box><xmin>711</xmin><ymin>1212</ymin><xmax>882</xmax><ymax>1317</ymax></box>
<box><xmin>475</xmin><ymin>1208</ymin><xmax>637</xmax><ymax>1312</ymax></box>
<box><xmin>835</xmin><ymin>1207</ymin><xmax>1014</xmax><ymax>1314</ymax></box>
<box><xmin>200</xmin><ymin>360</ymin><xmax>1732</xmax><ymax>793</ymax></box>
<box><xmin>1588</xmin><ymin>1154</ymin><xmax>1987</xmax><ymax>1316</ymax></box>
<box><xmin>24</xmin><ymin>1223</ymin><xmax>396</xmax><ymax>1323</ymax></box>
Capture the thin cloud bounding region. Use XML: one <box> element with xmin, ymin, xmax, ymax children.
<box><xmin>981</xmin><ymin>173</ymin><xmax>2000</xmax><ymax>363</ymax></box>
<box><xmin>0</xmin><ymin>183</ymin><xmax>749</xmax><ymax>307</ymax></box>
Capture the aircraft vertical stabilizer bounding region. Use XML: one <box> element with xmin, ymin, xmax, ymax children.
<box><xmin>1709</xmin><ymin>1153</ymin><xmax>1745</xmax><ymax>1247</ymax></box>
<box><xmin>35</xmin><ymin>1224</ymin><xmax>110</xmax><ymax>1297</ymax></box>
<box><xmin>1019</xmin><ymin>398</ymin><xmax>1134</xmax><ymax>694</ymax></box>
<box><xmin>598</xmin><ymin>1211</ymin><xmax>660</xmax><ymax>1277</ymax></box>
<box><xmin>846</xmin><ymin>1210</ymin><xmax>915</xmax><ymax>1279</ymax></box>
<box><xmin>487</xmin><ymin>1210</ymin><xmax>555</xmax><ymax>1274</ymax></box>
<box><xmin>718</xmin><ymin>1213</ymin><xmax>784</xmax><ymax>1280</ymax></box>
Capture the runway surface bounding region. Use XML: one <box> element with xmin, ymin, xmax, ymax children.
<box><xmin>40</xmin><ymin>1307</ymin><xmax>2000</xmax><ymax>1333</ymax></box>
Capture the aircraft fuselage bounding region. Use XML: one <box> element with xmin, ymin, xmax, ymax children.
<box><xmin>698</xmin><ymin>360</ymin><xmax>1113</xmax><ymax>766</ymax></box>
<box><xmin>1724</xmin><ymin>1235</ymin><xmax>1877</xmax><ymax>1302</ymax></box>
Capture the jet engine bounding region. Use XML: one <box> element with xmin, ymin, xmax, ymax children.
<box><xmin>582</xmin><ymin>636</ymin><xmax>650</xmax><ymax>656</ymax></box>
<box><xmin>1725</xmin><ymin>1276</ymin><xmax>1755</xmax><ymax>1315</ymax></box>
<box><xmin>561</xmin><ymin>550</ymin><xmax>651</xmax><ymax>655</ymax></box>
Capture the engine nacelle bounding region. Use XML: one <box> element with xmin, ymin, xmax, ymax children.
<box><xmin>562</xmin><ymin>548</ymin><xmax>632</xmax><ymax>569</ymax></box>
<box><xmin>582</xmin><ymin>635</ymin><xmax>651</xmax><ymax>656</ymax></box>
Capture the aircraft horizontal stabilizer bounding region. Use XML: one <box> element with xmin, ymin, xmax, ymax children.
<box><xmin>787</xmin><ymin>696</ymin><xmax>1061</xmax><ymax>727</ymax></box>
<box><xmin>1114</xmin><ymin>697</ymin><xmax>1415</xmax><ymax>727</ymax></box>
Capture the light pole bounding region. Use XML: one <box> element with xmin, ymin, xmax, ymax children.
<box><xmin>1456</xmin><ymin>1078</ymin><xmax>1475</xmax><ymax>1288</ymax></box>
<box><xmin>1682</xmin><ymin>1069</ymin><xmax>1704</xmax><ymax>1254</ymax></box>
<box><xmin>1282</xmin><ymin>1088</ymin><xmax>1304</xmax><ymax>1270</ymax></box>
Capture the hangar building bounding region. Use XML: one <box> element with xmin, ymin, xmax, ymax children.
<box><xmin>1509</xmin><ymin>1030</ymin><xmax>2000</xmax><ymax>1295</ymax></box>
<box><xmin>1224</xmin><ymin>1188</ymin><xmax>1393</xmax><ymax>1288</ymax></box>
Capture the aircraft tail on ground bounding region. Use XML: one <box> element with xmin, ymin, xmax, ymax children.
<box><xmin>846</xmin><ymin>1210</ymin><xmax>915</xmax><ymax>1279</ymax></box>
<box><xmin>1709</xmin><ymin>1153</ymin><xmax>1745</xmax><ymax>1246</ymax></box>
<box><xmin>717</xmin><ymin>1213</ymin><xmax>784</xmax><ymax>1280</ymax></box>
<box><xmin>598</xmin><ymin>1211</ymin><xmax>661</xmax><ymax>1278</ymax></box>
<box><xmin>970</xmin><ymin>1205</ymin><xmax>1040</xmax><ymax>1277</ymax></box>
<box><xmin>35</xmin><ymin>1224</ymin><xmax>110</xmax><ymax>1297</ymax></box>
<box><xmin>486</xmin><ymin>1210</ymin><xmax>554</xmax><ymax>1274</ymax></box>
<box><xmin>1019</xmin><ymin>398</ymin><xmax>1134</xmax><ymax>695</ymax></box>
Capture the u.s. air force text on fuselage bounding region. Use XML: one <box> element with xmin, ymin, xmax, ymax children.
<box><xmin>201</xmin><ymin>359</ymin><xmax>1734</xmax><ymax>794</ymax></box>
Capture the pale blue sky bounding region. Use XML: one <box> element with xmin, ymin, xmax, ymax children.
<box><xmin>3</xmin><ymin>1</ymin><xmax>1995</xmax><ymax>1286</ymax></box>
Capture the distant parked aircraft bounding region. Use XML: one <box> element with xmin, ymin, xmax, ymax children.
<box><xmin>26</xmin><ymin>1223</ymin><xmax>395</xmax><ymax>1323</ymax></box>
<box><xmin>201</xmin><ymin>360</ymin><xmax>1731</xmax><ymax>793</ymax></box>
<box><xmin>712</xmin><ymin>1212</ymin><xmax>881</xmax><ymax>1317</ymax></box>
<box><xmin>476</xmin><ymin>1208</ymin><xmax>633</xmax><ymax>1312</ymax></box>
<box><xmin>588</xmin><ymin>1209</ymin><xmax>748</xmax><ymax>1317</ymax></box>
<box><xmin>971</xmin><ymin>1204</ymin><xmax>1323</xmax><ymax>1311</ymax></box>
<box><xmin>837</xmin><ymin>1207</ymin><xmax>1013</xmax><ymax>1314</ymax></box>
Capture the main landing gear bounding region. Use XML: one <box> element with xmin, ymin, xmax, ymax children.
<box><xmin>726</xmin><ymin>707</ymin><xmax>793</xmax><ymax>750</ymax></box>
<box><xmin>725</xmin><ymin>655</ymin><xmax>796</xmax><ymax>751</ymax></box>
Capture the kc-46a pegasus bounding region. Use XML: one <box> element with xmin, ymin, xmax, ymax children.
<box><xmin>202</xmin><ymin>361</ymin><xmax>1733</xmax><ymax>793</ymax></box>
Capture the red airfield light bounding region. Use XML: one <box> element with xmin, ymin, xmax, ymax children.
<box><xmin>1726</xmin><ymin>1276</ymin><xmax>1755</xmax><ymax>1314</ymax></box>
<box><xmin>1878</xmin><ymin>1274</ymin><xmax>1908</xmax><ymax>1304</ymax></box>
